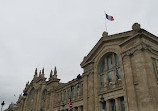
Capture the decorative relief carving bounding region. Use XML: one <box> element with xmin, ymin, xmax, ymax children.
<box><xmin>121</xmin><ymin>42</ymin><xmax>151</xmax><ymax>59</ymax></box>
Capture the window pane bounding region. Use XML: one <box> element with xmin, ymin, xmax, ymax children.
<box><xmin>108</xmin><ymin>71</ymin><xmax>113</xmax><ymax>82</ymax></box>
<box><xmin>116</xmin><ymin>68</ymin><xmax>121</xmax><ymax>79</ymax></box>
<box><xmin>101</xmin><ymin>60</ymin><xmax>106</xmax><ymax>72</ymax></box>
<box><xmin>107</xmin><ymin>54</ymin><xmax>113</xmax><ymax>69</ymax></box>
<box><xmin>100</xmin><ymin>74</ymin><xmax>104</xmax><ymax>87</ymax></box>
<box><xmin>102</xmin><ymin>101</ymin><xmax>106</xmax><ymax>111</ymax></box>
<box><xmin>120</xmin><ymin>97</ymin><xmax>125</xmax><ymax>111</ymax></box>
<box><xmin>111</xmin><ymin>99</ymin><xmax>116</xmax><ymax>111</ymax></box>
<box><xmin>81</xmin><ymin>84</ymin><xmax>83</xmax><ymax>95</ymax></box>
<box><xmin>115</xmin><ymin>54</ymin><xmax>120</xmax><ymax>66</ymax></box>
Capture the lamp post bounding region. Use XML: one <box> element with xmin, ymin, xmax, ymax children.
<box><xmin>1</xmin><ymin>101</ymin><xmax>5</xmax><ymax>111</ymax></box>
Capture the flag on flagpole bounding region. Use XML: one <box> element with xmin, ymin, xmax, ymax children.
<box><xmin>105</xmin><ymin>13</ymin><xmax>114</xmax><ymax>21</ymax></box>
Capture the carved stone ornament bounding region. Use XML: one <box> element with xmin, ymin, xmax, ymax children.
<box><xmin>102</xmin><ymin>31</ymin><xmax>108</xmax><ymax>37</ymax></box>
<box><xmin>121</xmin><ymin>42</ymin><xmax>151</xmax><ymax>59</ymax></box>
<box><xmin>132</xmin><ymin>23</ymin><xmax>141</xmax><ymax>30</ymax></box>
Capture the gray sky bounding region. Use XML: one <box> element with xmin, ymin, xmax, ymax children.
<box><xmin>0</xmin><ymin>0</ymin><xmax>158</xmax><ymax>109</ymax></box>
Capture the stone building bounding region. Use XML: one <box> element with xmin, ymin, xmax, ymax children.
<box><xmin>16</xmin><ymin>23</ymin><xmax>158</xmax><ymax>111</ymax></box>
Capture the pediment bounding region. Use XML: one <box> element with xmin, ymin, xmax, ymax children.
<box><xmin>80</xmin><ymin>29</ymin><xmax>158</xmax><ymax>68</ymax></box>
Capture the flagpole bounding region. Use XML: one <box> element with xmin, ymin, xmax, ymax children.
<box><xmin>104</xmin><ymin>11</ymin><xmax>108</xmax><ymax>32</ymax></box>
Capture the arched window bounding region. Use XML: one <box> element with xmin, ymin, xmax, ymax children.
<box><xmin>99</xmin><ymin>53</ymin><xmax>121</xmax><ymax>87</ymax></box>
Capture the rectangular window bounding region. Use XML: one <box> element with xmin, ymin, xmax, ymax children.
<box><xmin>72</xmin><ymin>87</ymin><xmax>74</xmax><ymax>99</ymax></box>
<box><xmin>116</xmin><ymin>68</ymin><xmax>121</xmax><ymax>79</ymax></box>
<box><xmin>68</xmin><ymin>89</ymin><xmax>70</xmax><ymax>99</ymax></box>
<box><xmin>76</xmin><ymin>84</ymin><xmax>80</xmax><ymax>97</ymax></box>
<box><xmin>108</xmin><ymin>71</ymin><xmax>113</xmax><ymax>82</ymax></box>
<box><xmin>80</xmin><ymin>106</ymin><xmax>83</xmax><ymax>111</ymax></box>
<box><xmin>100</xmin><ymin>74</ymin><xmax>104</xmax><ymax>87</ymax></box>
<box><xmin>107</xmin><ymin>54</ymin><xmax>113</xmax><ymax>69</ymax></box>
<box><xmin>111</xmin><ymin>99</ymin><xmax>116</xmax><ymax>111</ymax></box>
<box><xmin>120</xmin><ymin>97</ymin><xmax>125</xmax><ymax>111</ymax></box>
<box><xmin>81</xmin><ymin>84</ymin><xmax>83</xmax><ymax>96</ymax></box>
<box><xmin>102</xmin><ymin>101</ymin><xmax>106</xmax><ymax>111</ymax></box>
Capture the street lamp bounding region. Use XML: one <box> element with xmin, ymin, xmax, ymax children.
<box><xmin>1</xmin><ymin>101</ymin><xmax>5</xmax><ymax>111</ymax></box>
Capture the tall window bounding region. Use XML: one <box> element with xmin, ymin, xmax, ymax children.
<box><xmin>111</xmin><ymin>99</ymin><xmax>116</xmax><ymax>111</ymax></box>
<box><xmin>120</xmin><ymin>97</ymin><xmax>125</xmax><ymax>111</ymax></box>
<box><xmin>71</xmin><ymin>87</ymin><xmax>74</xmax><ymax>99</ymax></box>
<box><xmin>81</xmin><ymin>84</ymin><xmax>83</xmax><ymax>96</ymax></box>
<box><xmin>100</xmin><ymin>74</ymin><xmax>104</xmax><ymax>87</ymax></box>
<box><xmin>77</xmin><ymin>84</ymin><xmax>80</xmax><ymax>97</ymax></box>
<box><xmin>102</xmin><ymin>101</ymin><xmax>106</xmax><ymax>111</ymax></box>
<box><xmin>99</xmin><ymin>53</ymin><xmax>121</xmax><ymax>87</ymax></box>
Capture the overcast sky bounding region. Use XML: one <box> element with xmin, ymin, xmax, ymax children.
<box><xmin>0</xmin><ymin>0</ymin><xmax>158</xmax><ymax>109</ymax></box>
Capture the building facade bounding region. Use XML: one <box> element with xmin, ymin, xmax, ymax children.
<box><xmin>16</xmin><ymin>23</ymin><xmax>158</xmax><ymax>111</ymax></box>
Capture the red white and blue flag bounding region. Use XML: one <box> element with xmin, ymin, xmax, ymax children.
<box><xmin>105</xmin><ymin>14</ymin><xmax>114</xmax><ymax>21</ymax></box>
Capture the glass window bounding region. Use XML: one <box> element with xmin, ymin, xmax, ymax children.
<box><xmin>108</xmin><ymin>71</ymin><xmax>113</xmax><ymax>82</ymax></box>
<box><xmin>120</xmin><ymin>97</ymin><xmax>125</xmax><ymax>111</ymax></box>
<box><xmin>99</xmin><ymin>53</ymin><xmax>121</xmax><ymax>86</ymax></box>
<box><xmin>116</xmin><ymin>68</ymin><xmax>121</xmax><ymax>79</ymax></box>
<box><xmin>115</xmin><ymin>54</ymin><xmax>120</xmax><ymax>66</ymax></box>
<box><xmin>81</xmin><ymin>84</ymin><xmax>83</xmax><ymax>95</ymax></box>
<box><xmin>77</xmin><ymin>84</ymin><xmax>79</xmax><ymax>97</ymax></box>
<box><xmin>101</xmin><ymin>60</ymin><xmax>106</xmax><ymax>72</ymax></box>
<box><xmin>64</xmin><ymin>91</ymin><xmax>66</xmax><ymax>100</ymax></box>
<box><xmin>102</xmin><ymin>101</ymin><xmax>106</xmax><ymax>111</ymax></box>
<box><xmin>72</xmin><ymin>87</ymin><xmax>74</xmax><ymax>99</ymax></box>
<box><xmin>111</xmin><ymin>99</ymin><xmax>116</xmax><ymax>111</ymax></box>
<box><xmin>100</xmin><ymin>74</ymin><xmax>104</xmax><ymax>87</ymax></box>
<box><xmin>107</xmin><ymin>54</ymin><xmax>113</xmax><ymax>69</ymax></box>
<box><xmin>80</xmin><ymin>106</ymin><xmax>83</xmax><ymax>111</ymax></box>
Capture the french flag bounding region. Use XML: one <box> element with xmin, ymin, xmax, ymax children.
<box><xmin>106</xmin><ymin>14</ymin><xmax>114</xmax><ymax>21</ymax></box>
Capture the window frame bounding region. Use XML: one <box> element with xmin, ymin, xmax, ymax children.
<box><xmin>99</xmin><ymin>53</ymin><xmax>121</xmax><ymax>87</ymax></box>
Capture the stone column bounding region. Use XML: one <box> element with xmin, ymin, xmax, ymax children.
<box><xmin>106</xmin><ymin>100</ymin><xmax>111</xmax><ymax>111</ymax></box>
<box><xmin>122</xmin><ymin>55</ymin><xmax>138</xmax><ymax>111</ymax></box>
<box><xmin>88</xmin><ymin>72</ymin><xmax>95</xmax><ymax>111</ymax></box>
<box><xmin>132</xmin><ymin>49</ymin><xmax>158</xmax><ymax>110</ymax></box>
<box><xmin>83</xmin><ymin>74</ymin><xmax>88</xmax><ymax>111</ymax></box>
<box><xmin>115</xmin><ymin>98</ymin><xmax>120</xmax><ymax>111</ymax></box>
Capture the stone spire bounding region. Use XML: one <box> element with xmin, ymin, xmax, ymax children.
<box><xmin>39</xmin><ymin>70</ymin><xmax>42</xmax><ymax>77</ymax></box>
<box><xmin>49</xmin><ymin>69</ymin><xmax>53</xmax><ymax>80</ymax></box>
<box><xmin>34</xmin><ymin>68</ymin><xmax>38</xmax><ymax>78</ymax></box>
<box><xmin>25</xmin><ymin>81</ymin><xmax>29</xmax><ymax>88</ymax></box>
<box><xmin>50</xmin><ymin>70</ymin><xmax>53</xmax><ymax>78</ymax></box>
<box><xmin>53</xmin><ymin>66</ymin><xmax>57</xmax><ymax>79</ymax></box>
<box><xmin>42</xmin><ymin>67</ymin><xmax>45</xmax><ymax>77</ymax></box>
